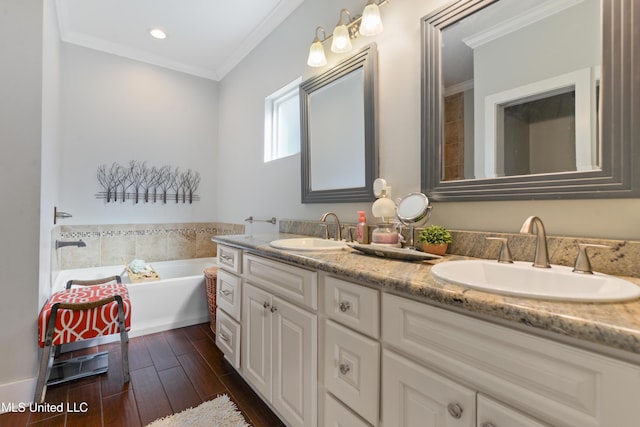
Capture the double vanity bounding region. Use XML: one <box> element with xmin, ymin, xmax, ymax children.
<box><xmin>212</xmin><ymin>231</ymin><xmax>640</xmax><ymax>427</ymax></box>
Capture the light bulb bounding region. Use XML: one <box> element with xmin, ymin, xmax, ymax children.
<box><xmin>307</xmin><ymin>40</ymin><xmax>327</xmax><ymax>67</ymax></box>
<box><xmin>148</xmin><ymin>28</ymin><xmax>167</xmax><ymax>39</ymax></box>
<box><xmin>360</xmin><ymin>2</ymin><xmax>383</xmax><ymax>37</ymax></box>
<box><xmin>331</xmin><ymin>24</ymin><xmax>352</xmax><ymax>53</ymax></box>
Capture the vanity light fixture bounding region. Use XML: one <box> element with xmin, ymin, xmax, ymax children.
<box><xmin>306</xmin><ymin>0</ymin><xmax>388</xmax><ymax>67</ymax></box>
<box><xmin>148</xmin><ymin>28</ymin><xmax>167</xmax><ymax>39</ymax></box>
<box><xmin>360</xmin><ymin>0</ymin><xmax>384</xmax><ymax>36</ymax></box>
<box><xmin>331</xmin><ymin>9</ymin><xmax>354</xmax><ymax>53</ymax></box>
<box><xmin>307</xmin><ymin>27</ymin><xmax>328</xmax><ymax>67</ymax></box>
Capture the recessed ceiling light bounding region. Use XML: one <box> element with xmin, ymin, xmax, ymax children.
<box><xmin>148</xmin><ymin>28</ymin><xmax>167</xmax><ymax>39</ymax></box>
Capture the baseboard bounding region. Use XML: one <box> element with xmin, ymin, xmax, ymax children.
<box><xmin>0</xmin><ymin>377</ymin><xmax>35</xmax><ymax>414</ymax></box>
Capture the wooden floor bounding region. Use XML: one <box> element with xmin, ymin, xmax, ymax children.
<box><xmin>0</xmin><ymin>323</ymin><xmax>285</xmax><ymax>426</ymax></box>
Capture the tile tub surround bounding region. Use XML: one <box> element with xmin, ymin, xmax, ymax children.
<box><xmin>54</xmin><ymin>222</ymin><xmax>244</xmax><ymax>270</ymax></box>
<box><xmin>216</xmin><ymin>231</ymin><xmax>640</xmax><ymax>359</ymax></box>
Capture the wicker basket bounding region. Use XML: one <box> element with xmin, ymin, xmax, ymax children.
<box><xmin>204</xmin><ymin>267</ymin><xmax>219</xmax><ymax>334</ymax></box>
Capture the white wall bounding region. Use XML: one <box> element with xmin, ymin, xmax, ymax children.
<box><xmin>59</xmin><ymin>44</ymin><xmax>219</xmax><ymax>224</ymax></box>
<box><xmin>0</xmin><ymin>0</ymin><xmax>43</xmax><ymax>404</ymax></box>
<box><xmin>217</xmin><ymin>0</ymin><xmax>640</xmax><ymax>240</ymax></box>
<box><xmin>40</xmin><ymin>0</ymin><xmax>62</xmax><ymax>306</ymax></box>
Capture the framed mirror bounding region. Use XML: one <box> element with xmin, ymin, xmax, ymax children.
<box><xmin>421</xmin><ymin>0</ymin><xmax>640</xmax><ymax>201</ymax></box>
<box><xmin>300</xmin><ymin>44</ymin><xmax>378</xmax><ymax>203</ymax></box>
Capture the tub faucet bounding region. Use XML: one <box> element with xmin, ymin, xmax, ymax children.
<box><xmin>519</xmin><ymin>216</ymin><xmax>550</xmax><ymax>268</ymax></box>
<box><xmin>55</xmin><ymin>240</ymin><xmax>87</xmax><ymax>250</ymax></box>
<box><xmin>320</xmin><ymin>212</ymin><xmax>342</xmax><ymax>241</ymax></box>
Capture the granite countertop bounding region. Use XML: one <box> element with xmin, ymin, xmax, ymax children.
<box><xmin>213</xmin><ymin>233</ymin><xmax>640</xmax><ymax>361</ymax></box>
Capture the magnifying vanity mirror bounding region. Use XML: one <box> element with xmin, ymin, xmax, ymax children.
<box><xmin>300</xmin><ymin>44</ymin><xmax>378</xmax><ymax>203</ymax></box>
<box><xmin>397</xmin><ymin>192</ymin><xmax>432</xmax><ymax>249</ymax></box>
<box><xmin>421</xmin><ymin>0</ymin><xmax>640</xmax><ymax>201</ymax></box>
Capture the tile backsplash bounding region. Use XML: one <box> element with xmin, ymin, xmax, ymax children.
<box><xmin>53</xmin><ymin>222</ymin><xmax>244</xmax><ymax>271</ymax></box>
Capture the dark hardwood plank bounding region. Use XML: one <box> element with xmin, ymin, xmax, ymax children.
<box><xmin>158</xmin><ymin>366</ymin><xmax>202</xmax><ymax>413</ymax></box>
<box><xmin>28</xmin><ymin>381</ymin><xmax>69</xmax><ymax>425</ymax></box>
<box><xmin>178</xmin><ymin>352</ymin><xmax>226</xmax><ymax>400</ymax></box>
<box><xmin>163</xmin><ymin>328</ymin><xmax>195</xmax><ymax>356</ymax></box>
<box><xmin>102</xmin><ymin>390</ymin><xmax>141</xmax><ymax>427</ymax></box>
<box><xmin>127</xmin><ymin>336</ymin><xmax>154</xmax><ymax>371</ymax></box>
<box><xmin>191</xmin><ymin>338</ymin><xmax>235</xmax><ymax>376</ymax></box>
<box><xmin>144</xmin><ymin>333</ymin><xmax>180</xmax><ymax>371</ymax></box>
<box><xmin>65</xmin><ymin>382</ymin><xmax>102</xmax><ymax>427</ymax></box>
<box><xmin>98</xmin><ymin>343</ymin><xmax>130</xmax><ymax>398</ymax></box>
<box><xmin>221</xmin><ymin>370</ymin><xmax>286</xmax><ymax>427</ymax></box>
<box><xmin>0</xmin><ymin>409</ymin><xmax>30</xmax><ymax>427</ymax></box>
<box><xmin>180</xmin><ymin>324</ymin><xmax>209</xmax><ymax>342</ymax></box>
<box><xmin>129</xmin><ymin>365</ymin><xmax>173</xmax><ymax>426</ymax></box>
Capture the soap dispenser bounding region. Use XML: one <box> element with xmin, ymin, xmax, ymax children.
<box><xmin>357</xmin><ymin>211</ymin><xmax>368</xmax><ymax>244</ymax></box>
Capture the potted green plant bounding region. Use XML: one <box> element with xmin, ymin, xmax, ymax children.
<box><xmin>418</xmin><ymin>225</ymin><xmax>453</xmax><ymax>255</ymax></box>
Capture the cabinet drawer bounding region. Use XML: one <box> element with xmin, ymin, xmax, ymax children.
<box><xmin>243</xmin><ymin>254</ymin><xmax>317</xmax><ymax>310</ymax></box>
<box><xmin>324</xmin><ymin>393</ymin><xmax>371</xmax><ymax>427</ymax></box>
<box><xmin>382</xmin><ymin>293</ymin><xmax>640</xmax><ymax>427</ymax></box>
<box><xmin>382</xmin><ymin>348</ymin><xmax>476</xmax><ymax>427</ymax></box>
<box><xmin>325</xmin><ymin>320</ymin><xmax>379</xmax><ymax>426</ymax></box>
<box><xmin>478</xmin><ymin>394</ymin><xmax>549</xmax><ymax>427</ymax></box>
<box><xmin>216</xmin><ymin>269</ymin><xmax>241</xmax><ymax>321</ymax></box>
<box><xmin>215</xmin><ymin>308</ymin><xmax>240</xmax><ymax>369</ymax></box>
<box><xmin>217</xmin><ymin>244</ymin><xmax>242</xmax><ymax>274</ymax></box>
<box><xmin>324</xmin><ymin>276</ymin><xmax>379</xmax><ymax>338</ymax></box>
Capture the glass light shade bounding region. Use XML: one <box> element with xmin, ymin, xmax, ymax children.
<box><xmin>307</xmin><ymin>40</ymin><xmax>327</xmax><ymax>67</ymax></box>
<box><xmin>331</xmin><ymin>24</ymin><xmax>352</xmax><ymax>53</ymax></box>
<box><xmin>360</xmin><ymin>3</ymin><xmax>384</xmax><ymax>36</ymax></box>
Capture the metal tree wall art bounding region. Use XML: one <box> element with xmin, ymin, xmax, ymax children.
<box><xmin>96</xmin><ymin>161</ymin><xmax>201</xmax><ymax>204</ymax></box>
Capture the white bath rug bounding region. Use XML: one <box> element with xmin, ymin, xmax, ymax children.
<box><xmin>145</xmin><ymin>394</ymin><xmax>250</xmax><ymax>427</ymax></box>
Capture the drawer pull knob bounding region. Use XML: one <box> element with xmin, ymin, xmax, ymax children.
<box><xmin>263</xmin><ymin>301</ymin><xmax>270</xmax><ymax>309</ymax></box>
<box><xmin>220</xmin><ymin>254</ymin><xmax>234</xmax><ymax>262</ymax></box>
<box><xmin>218</xmin><ymin>332</ymin><xmax>230</xmax><ymax>342</ymax></box>
<box><xmin>447</xmin><ymin>403</ymin><xmax>463</xmax><ymax>419</ymax></box>
<box><xmin>481</xmin><ymin>423</ymin><xmax>496</xmax><ymax>427</ymax></box>
<box><xmin>339</xmin><ymin>363</ymin><xmax>351</xmax><ymax>375</ymax></box>
<box><xmin>339</xmin><ymin>301</ymin><xmax>351</xmax><ymax>312</ymax></box>
<box><xmin>221</xmin><ymin>289</ymin><xmax>231</xmax><ymax>296</ymax></box>
<box><xmin>270</xmin><ymin>306</ymin><xmax>278</xmax><ymax>313</ymax></box>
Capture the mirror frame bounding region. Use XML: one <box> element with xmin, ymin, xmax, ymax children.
<box><xmin>421</xmin><ymin>0</ymin><xmax>640</xmax><ymax>201</ymax></box>
<box><xmin>300</xmin><ymin>43</ymin><xmax>378</xmax><ymax>203</ymax></box>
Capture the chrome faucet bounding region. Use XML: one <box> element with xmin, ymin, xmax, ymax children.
<box><xmin>519</xmin><ymin>216</ymin><xmax>550</xmax><ymax>268</ymax></box>
<box><xmin>55</xmin><ymin>240</ymin><xmax>87</xmax><ymax>250</ymax></box>
<box><xmin>320</xmin><ymin>212</ymin><xmax>342</xmax><ymax>241</ymax></box>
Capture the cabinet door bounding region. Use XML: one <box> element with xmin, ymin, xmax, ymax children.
<box><xmin>477</xmin><ymin>395</ymin><xmax>549</xmax><ymax>427</ymax></box>
<box><xmin>382</xmin><ymin>349</ymin><xmax>475</xmax><ymax>427</ymax></box>
<box><xmin>271</xmin><ymin>296</ymin><xmax>317</xmax><ymax>427</ymax></box>
<box><xmin>242</xmin><ymin>282</ymin><xmax>272</xmax><ymax>400</ymax></box>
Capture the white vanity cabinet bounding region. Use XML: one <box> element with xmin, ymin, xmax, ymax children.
<box><xmin>215</xmin><ymin>245</ymin><xmax>242</xmax><ymax>369</ymax></box>
<box><xmin>382</xmin><ymin>293</ymin><xmax>640</xmax><ymax>427</ymax></box>
<box><xmin>242</xmin><ymin>254</ymin><xmax>318</xmax><ymax>427</ymax></box>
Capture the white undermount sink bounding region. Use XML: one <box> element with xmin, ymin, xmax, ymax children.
<box><xmin>270</xmin><ymin>238</ymin><xmax>347</xmax><ymax>251</ymax></box>
<box><xmin>431</xmin><ymin>260</ymin><xmax>640</xmax><ymax>302</ymax></box>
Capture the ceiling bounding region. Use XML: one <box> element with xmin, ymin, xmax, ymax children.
<box><xmin>56</xmin><ymin>0</ymin><xmax>305</xmax><ymax>81</ymax></box>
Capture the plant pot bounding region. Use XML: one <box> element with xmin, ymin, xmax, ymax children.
<box><xmin>421</xmin><ymin>243</ymin><xmax>448</xmax><ymax>256</ymax></box>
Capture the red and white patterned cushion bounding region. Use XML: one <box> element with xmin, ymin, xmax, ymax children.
<box><xmin>38</xmin><ymin>283</ymin><xmax>132</xmax><ymax>347</ymax></box>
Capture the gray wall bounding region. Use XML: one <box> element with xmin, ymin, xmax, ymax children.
<box><xmin>0</xmin><ymin>0</ymin><xmax>43</xmax><ymax>402</ymax></box>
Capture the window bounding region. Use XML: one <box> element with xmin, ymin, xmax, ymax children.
<box><xmin>264</xmin><ymin>77</ymin><xmax>302</xmax><ymax>162</ymax></box>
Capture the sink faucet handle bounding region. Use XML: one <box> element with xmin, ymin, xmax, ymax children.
<box><xmin>573</xmin><ymin>243</ymin><xmax>613</xmax><ymax>274</ymax></box>
<box><xmin>485</xmin><ymin>237</ymin><xmax>514</xmax><ymax>264</ymax></box>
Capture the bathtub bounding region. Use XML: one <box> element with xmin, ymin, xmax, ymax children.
<box><xmin>53</xmin><ymin>257</ymin><xmax>217</xmax><ymax>338</ymax></box>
